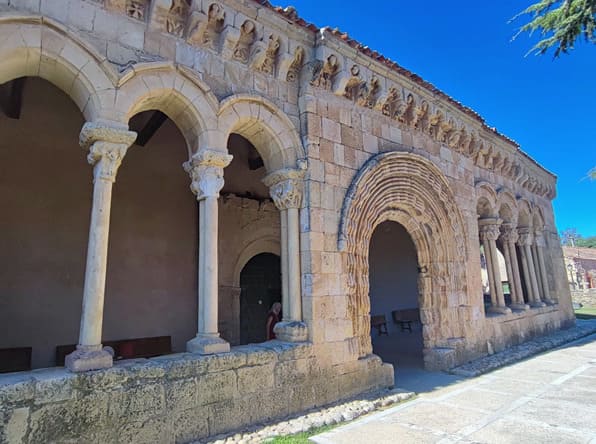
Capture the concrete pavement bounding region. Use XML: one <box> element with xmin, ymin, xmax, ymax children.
<box><xmin>312</xmin><ymin>333</ymin><xmax>596</xmax><ymax>444</ymax></box>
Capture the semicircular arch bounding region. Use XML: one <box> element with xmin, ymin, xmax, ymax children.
<box><xmin>338</xmin><ymin>151</ymin><xmax>468</xmax><ymax>358</ymax></box>
<box><xmin>217</xmin><ymin>94</ymin><xmax>304</xmax><ymax>172</ymax></box>
<box><xmin>232</xmin><ymin>236</ymin><xmax>281</xmax><ymax>287</ymax></box>
<box><xmin>0</xmin><ymin>17</ymin><xmax>117</xmax><ymax>122</ymax></box>
<box><xmin>115</xmin><ymin>63</ymin><xmax>219</xmax><ymax>157</ymax></box>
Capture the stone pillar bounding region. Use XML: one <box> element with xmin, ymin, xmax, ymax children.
<box><xmin>263</xmin><ymin>164</ymin><xmax>308</xmax><ymax>342</ymax></box>
<box><xmin>479</xmin><ymin>218</ymin><xmax>511</xmax><ymax>315</ymax></box>
<box><xmin>534</xmin><ymin>229</ymin><xmax>556</xmax><ymax>305</ymax></box>
<box><xmin>184</xmin><ymin>149</ymin><xmax>233</xmax><ymax>354</ymax></box>
<box><xmin>500</xmin><ymin>223</ymin><xmax>529</xmax><ymax>311</ymax></box>
<box><xmin>66</xmin><ymin>123</ymin><xmax>137</xmax><ymax>372</ymax></box>
<box><xmin>518</xmin><ymin>227</ymin><xmax>546</xmax><ymax>308</ymax></box>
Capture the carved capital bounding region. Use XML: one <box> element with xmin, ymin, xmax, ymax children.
<box><xmin>499</xmin><ymin>222</ymin><xmax>518</xmax><ymax>244</ymax></box>
<box><xmin>80</xmin><ymin>122</ymin><xmax>137</xmax><ymax>183</ymax></box>
<box><xmin>263</xmin><ymin>163</ymin><xmax>307</xmax><ymax>210</ymax></box>
<box><xmin>534</xmin><ymin>229</ymin><xmax>546</xmax><ymax>247</ymax></box>
<box><xmin>516</xmin><ymin>226</ymin><xmax>534</xmax><ymax>246</ymax></box>
<box><xmin>183</xmin><ymin>149</ymin><xmax>233</xmax><ymax>200</ymax></box>
<box><xmin>478</xmin><ymin>217</ymin><xmax>502</xmax><ymax>242</ymax></box>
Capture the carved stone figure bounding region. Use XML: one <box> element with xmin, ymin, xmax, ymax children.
<box><xmin>447</xmin><ymin>121</ymin><xmax>464</xmax><ymax>149</ymax></box>
<box><xmin>233</xmin><ymin>20</ymin><xmax>256</xmax><ymax>64</ymax></box>
<box><xmin>381</xmin><ymin>87</ymin><xmax>401</xmax><ymax>119</ymax></box>
<box><xmin>428</xmin><ymin>110</ymin><xmax>443</xmax><ymax>139</ymax></box>
<box><xmin>202</xmin><ymin>3</ymin><xmax>225</xmax><ymax>49</ymax></box>
<box><xmin>166</xmin><ymin>0</ymin><xmax>191</xmax><ymax>37</ymax></box>
<box><xmin>413</xmin><ymin>100</ymin><xmax>429</xmax><ymax>131</ymax></box>
<box><xmin>437</xmin><ymin>117</ymin><xmax>455</xmax><ymax>143</ymax></box>
<box><xmin>344</xmin><ymin>65</ymin><xmax>366</xmax><ymax>101</ymax></box>
<box><xmin>311</xmin><ymin>54</ymin><xmax>339</xmax><ymax>91</ymax></box>
<box><xmin>357</xmin><ymin>76</ymin><xmax>380</xmax><ymax>109</ymax></box>
<box><xmin>286</xmin><ymin>46</ymin><xmax>304</xmax><ymax>82</ymax></box>
<box><xmin>258</xmin><ymin>35</ymin><xmax>280</xmax><ymax>75</ymax></box>
<box><xmin>126</xmin><ymin>0</ymin><xmax>147</xmax><ymax>20</ymax></box>
<box><xmin>398</xmin><ymin>93</ymin><xmax>416</xmax><ymax>126</ymax></box>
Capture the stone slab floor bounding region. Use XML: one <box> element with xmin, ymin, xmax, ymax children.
<box><xmin>312</xmin><ymin>333</ymin><xmax>596</xmax><ymax>444</ymax></box>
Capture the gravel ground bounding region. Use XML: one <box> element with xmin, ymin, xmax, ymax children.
<box><xmin>198</xmin><ymin>389</ymin><xmax>416</xmax><ymax>444</ymax></box>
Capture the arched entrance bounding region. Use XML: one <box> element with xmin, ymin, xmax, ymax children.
<box><xmin>239</xmin><ymin>253</ymin><xmax>282</xmax><ymax>345</ymax></box>
<box><xmin>369</xmin><ymin>221</ymin><xmax>424</xmax><ymax>367</ymax></box>
<box><xmin>338</xmin><ymin>151</ymin><xmax>468</xmax><ymax>370</ymax></box>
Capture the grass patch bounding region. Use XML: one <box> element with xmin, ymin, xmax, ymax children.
<box><xmin>266</xmin><ymin>425</ymin><xmax>336</xmax><ymax>443</ymax></box>
<box><xmin>575</xmin><ymin>307</ymin><xmax>596</xmax><ymax>319</ymax></box>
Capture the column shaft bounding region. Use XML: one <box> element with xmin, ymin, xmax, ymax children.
<box><xmin>537</xmin><ymin>246</ymin><xmax>553</xmax><ymax>304</ymax></box>
<box><xmin>79</xmin><ymin>176</ymin><xmax>113</xmax><ymax>349</ymax></box>
<box><xmin>519</xmin><ymin>245</ymin><xmax>535</xmax><ymax>303</ymax></box>
<box><xmin>481</xmin><ymin>239</ymin><xmax>498</xmax><ymax>308</ymax></box>
<box><xmin>287</xmin><ymin>207</ymin><xmax>302</xmax><ymax>321</ymax></box>
<box><xmin>280</xmin><ymin>209</ymin><xmax>290</xmax><ymax>321</ymax></box>
<box><xmin>525</xmin><ymin>243</ymin><xmax>545</xmax><ymax>307</ymax></box>
<box><xmin>507</xmin><ymin>242</ymin><xmax>527</xmax><ymax>308</ymax></box>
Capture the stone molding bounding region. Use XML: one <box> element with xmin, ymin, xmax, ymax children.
<box><xmin>183</xmin><ymin>149</ymin><xmax>233</xmax><ymax>200</ymax></box>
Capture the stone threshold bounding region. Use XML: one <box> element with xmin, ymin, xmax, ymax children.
<box><xmin>198</xmin><ymin>388</ymin><xmax>415</xmax><ymax>444</ymax></box>
<box><xmin>450</xmin><ymin>319</ymin><xmax>596</xmax><ymax>377</ymax></box>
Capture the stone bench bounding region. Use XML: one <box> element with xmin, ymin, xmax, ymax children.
<box><xmin>371</xmin><ymin>314</ymin><xmax>388</xmax><ymax>336</ymax></box>
<box><xmin>391</xmin><ymin>309</ymin><xmax>421</xmax><ymax>332</ymax></box>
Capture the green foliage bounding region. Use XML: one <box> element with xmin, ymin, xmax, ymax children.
<box><xmin>512</xmin><ymin>0</ymin><xmax>596</xmax><ymax>56</ymax></box>
<box><xmin>266</xmin><ymin>425</ymin><xmax>335</xmax><ymax>444</ymax></box>
<box><xmin>576</xmin><ymin>236</ymin><xmax>596</xmax><ymax>248</ymax></box>
<box><xmin>561</xmin><ymin>228</ymin><xmax>596</xmax><ymax>248</ymax></box>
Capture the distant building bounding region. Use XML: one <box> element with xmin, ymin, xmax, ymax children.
<box><xmin>563</xmin><ymin>246</ymin><xmax>596</xmax><ymax>290</ymax></box>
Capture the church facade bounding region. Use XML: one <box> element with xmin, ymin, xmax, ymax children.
<box><xmin>0</xmin><ymin>0</ymin><xmax>574</xmax><ymax>442</ymax></box>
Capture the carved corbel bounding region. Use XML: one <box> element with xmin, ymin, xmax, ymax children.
<box><xmin>310</xmin><ymin>54</ymin><xmax>339</xmax><ymax>91</ymax></box>
<box><xmin>378</xmin><ymin>87</ymin><xmax>401</xmax><ymax>119</ymax></box>
<box><xmin>232</xmin><ymin>20</ymin><xmax>256</xmax><ymax>64</ymax></box>
<box><xmin>357</xmin><ymin>76</ymin><xmax>380</xmax><ymax>109</ymax></box>
<box><xmin>253</xmin><ymin>34</ymin><xmax>280</xmax><ymax>75</ymax></box>
<box><xmin>413</xmin><ymin>100</ymin><xmax>430</xmax><ymax>132</ymax></box>
<box><xmin>280</xmin><ymin>46</ymin><xmax>305</xmax><ymax>82</ymax></box>
<box><xmin>398</xmin><ymin>93</ymin><xmax>416</xmax><ymax>127</ymax></box>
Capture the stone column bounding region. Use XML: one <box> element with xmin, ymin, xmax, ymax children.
<box><xmin>66</xmin><ymin>123</ymin><xmax>137</xmax><ymax>372</ymax></box>
<box><xmin>479</xmin><ymin>218</ymin><xmax>511</xmax><ymax>315</ymax></box>
<box><xmin>184</xmin><ymin>149</ymin><xmax>233</xmax><ymax>354</ymax></box>
<box><xmin>263</xmin><ymin>164</ymin><xmax>308</xmax><ymax>342</ymax></box>
<box><xmin>517</xmin><ymin>227</ymin><xmax>546</xmax><ymax>308</ymax></box>
<box><xmin>534</xmin><ymin>229</ymin><xmax>556</xmax><ymax>305</ymax></box>
<box><xmin>500</xmin><ymin>223</ymin><xmax>529</xmax><ymax>310</ymax></box>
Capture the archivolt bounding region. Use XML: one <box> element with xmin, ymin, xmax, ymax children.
<box><xmin>338</xmin><ymin>152</ymin><xmax>468</xmax><ymax>358</ymax></box>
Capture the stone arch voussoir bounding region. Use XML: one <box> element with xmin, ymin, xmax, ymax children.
<box><xmin>0</xmin><ymin>16</ymin><xmax>118</xmax><ymax>123</ymax></box>
<box><xmin>338</xmin><ymin>152</ymin><xmax>468</xmax><ymax>358</ymax></box>
<box><xmin>217</xmin><ymin>94</ymin><xmax>304</xmax><ymax>172</ymax></box>
<box><xmin>115</xmin><ymin>63</ymin><xmax>219</xmax><ymax>157</ymax></box>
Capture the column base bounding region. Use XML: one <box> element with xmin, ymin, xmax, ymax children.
<box><xmin>543</xmin><ymin>299</ymin><xmax>557</xmax><ymax>306</ymax></box>
<box><xmin>510</xmin><ymin>303</ymin><xmax>530</xmax><ymax>311</ymax></box>
<box><xmin>65</xmin><ymin>345</ymin><xmax>113</xmax><ymax>372</ymax></box>
<box><xmin>530</xmin><ymin>300</ymin><xmax>547</xmax><ymax>308</ymax></box>
<box><xmin>487</xmin><ymin>305</ymin><xmax>512</xmax><ymax>315</ymax></box>
<box><xmin>186</xmin><ymin>334</ymin><xmax>230</xmax><ymax>355</ymax></box>
<box><xmin>273</xmin><ymin>321</ymin><xmax>308</xmax><ymax>342</ymax></box>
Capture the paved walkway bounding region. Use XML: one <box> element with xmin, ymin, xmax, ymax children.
<box><xmin>313</xmin><ymin>333</ymin><xmax>596</xmax><ymax>444</ymax></box>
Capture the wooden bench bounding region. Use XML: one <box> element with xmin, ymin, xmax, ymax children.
<box><xmin>56</xmin><ymin>336</ymin><xmax>172</xmax><ymax>366</ymax></box>
<box><xmin>391</xmin><ymin>309</ymin><xmax>421</xmax><ymax>333</ymax></box>
<box><xmin>0</xmin><ymin>347</ymin><xmax>32</xmax><ymax>373</ymax></box>
<box><xmin>370</xmin><ymin>314</ymin><xmax>388</xmax><ymax>336</ymax></box>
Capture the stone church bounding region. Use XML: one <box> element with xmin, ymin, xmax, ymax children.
<box><xmin>0</xmin><ymin>0</ymin><xmax>574</xmax><ymax>442</ymax></box>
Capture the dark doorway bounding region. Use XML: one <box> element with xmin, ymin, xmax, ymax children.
<box><xmin>239</xmin><ymin>253</ymin><xmax>282</xmax><ymax>345</ymax></box>
<box><xmin>369</xmin><ymin>221</ymin><xmax>424</xmax><ymax>368</ymax></box>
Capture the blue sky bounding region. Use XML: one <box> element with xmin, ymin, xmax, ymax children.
<box><xmin>286</xmin><ymin>0</ymin><xmax>596</xmax><ymax>236</ymax></box>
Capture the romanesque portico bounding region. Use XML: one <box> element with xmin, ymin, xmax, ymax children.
<box><xmin>0</xmin><ymin>2</ymin><xmax>575</xmax><ymax>442</ymax></box>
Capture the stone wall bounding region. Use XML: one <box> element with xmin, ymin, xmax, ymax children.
<box><xmin>0</xmin><ymin>343</ymin><xmax>393</xmax><ymax>444</ymax></box>
<box><xmin>572</xmin><ymin>289</ymin><xmax>596</xmax><ymax>308</ymax></box>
